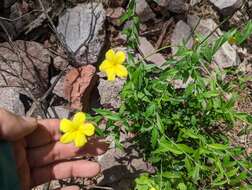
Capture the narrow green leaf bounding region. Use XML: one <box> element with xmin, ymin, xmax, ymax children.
<box><xmin>177</xmin><ymin>183</ymin><xmax>187</xmax><ymax>190</ymax></box>
<box><xmin>191</xmin><ymin>164</ymin><xmax>200</xmax><ymax>182</ymax></box>
<box><xmin>157</xmin><ymin>138</ymin><xmax>183</xmax><ymax>155</ymax></box>
<box><xmin>162</xmin><ymin>171</ymin><xmax>181</xmax><ymax>179</ymax></box>
<box><xmin>94</xmin><ymin>109</ymin><xmax>121</xmax><ymax>121</ymax></box>
<box><xmin>177</xmin><ymin>144</ymin><xmax>194</xmax><ymax>154</ymax></box>
<box><xmin>151</xmin><ymin>127</ymin><xmax>159</xmax><ymax>148</ymax></box>
<box><xmin>208</xmin><ymin>144</ymin><xmax>229</xmax><ymax>150</ymax></box>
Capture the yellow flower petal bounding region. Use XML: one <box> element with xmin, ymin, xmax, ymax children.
<box><xmin>82</xmin><ymin>123</ymin><xmax>95</xmax><ymax>136</ymax></box>
<box><xmin>115</xmin><ymin>51</ymin><xmax>126</xmax><ymax>64</ymax></box>
<box><xmin>60</xmin><ymin>132</ymin><xmax>76</xmax><ymax>144</ymax></box>
<box><xmin>73</xmin><ymin>112</ymin><xmax>86</xmax><ymax>125</ymax></box>
<box><xmin>115</xmin><ymin>64</ymin><xmax>128</xmax><ymax>78</ymax></box>
<box><xmin>60</xmin><ymin>119</ymin><xmax>75</xmax><ymax>133</ymax></box>
<box><xmin>106</xmin><ymin>68</ymin><xmax>116</xmax><ymax>81</ymax></box>
<box><xmin>105</xmin><ymin>49</ymin><xmax>116</xmax><ymax>62</ymax></box>
<box><xmin>99</xmin><ymin>60</ymin><xmax>113</xmax><ymax>72</ymax></box>
<box><xmin>74</xmin><ymin>132</ymin><xmax>87</xmax><ymax>147</ymax></box>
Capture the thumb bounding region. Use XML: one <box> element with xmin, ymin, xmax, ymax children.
<box><xmin>0</xmin><ymin>108</ymin><xmax>38</xmax><ymax>141</ymax></box>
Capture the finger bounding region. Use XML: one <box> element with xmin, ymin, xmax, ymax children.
<box><xmin>28</xmin><ymin>138</ymin><xmax>108</xmax><ymax>167</ymax></box>
<box><xmin>0</xmin><ymin>108</ymin><xmax>37</xmax><ymax>141</ymax></box>
<box><xmin>26</xmin><ymin>119</ymin><xmax>61</xmax><ymax>147</ymax></box>
<box><xmin>31</xmin><ymin>160</ymin><xmax>100</xmax><ymax>187</ymax></box>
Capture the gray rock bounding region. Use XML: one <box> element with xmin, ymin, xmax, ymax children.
<box><xmin>57</xmin><ymin>3</ymin><xmax>106</xmax><ymax>66</ymax></box>
<box><xmin>171</xmin><ymin>20</ymin><xmax>193</xmax><ymax>55</ymax></box>
<box><xmin>209</xmin><ymin>0</ymin><xmax>242</xmax><ymax>16</ymax></box>
<box><xmin>0</xmin><ymin>41</ymin><xmax>51</xmax><ymax>98</ymax></box>
<box><xmin>157</xmin><ymin>0</ymin><xmax>187</xmax><ymax>13</ymax></box>
<box><xmin>167</xmin><ymin>0</ymin><xmax>188</xmax><ymax>13</ymax></box>
<box><xmin>156</xmin><ymin>0</ymin><xmax>169</xmax><ymax>7</ymax></box>
<box><xmin>106</xmin><ymin>7</ymin><xmax>125</xmax><ymax>26</ymax></box>
<box><xmin>136</xmin><ymin>0</ymin><xmax>155</xmax><ymax>22</ymax></box>
<box><xmin>187</xmin><ymin>15</ymin><xmax>240</xmax><ymax>68</ymax></box>
<box><xmin>1</xmin><ymin>0</ymin><xmax>64</xmax><ymax>39</ymax></box>
<box><xmin>0</xmin><ymin>87</ymin><xmax>25</xmax><ymax>115</ymax></box>
<box><xmin>97</xmin><ymin>78</ymin><xmax>125</xmax><ymax>109</ymax></box>
<box><xmin>190</xmin><ymin>0</ymin><xmax>202</xmax><ymax>6</ymax></box>
<box><xmin>53</xmin><ymin>56</ymin><xmax>68</xmax><ymax>70</ymax></box>
<box><xmin>0</xmin><ymin>0</ymin><xmax>16</xmax><ymax>8</ymax></box>
<box><xmin>138</xmin><ymin>37</ymin><xmax>166</xmax><ymax>67</ymax></box>
<box><xmin>51</xmin><ymin>75</ymin><xmax>65</xmax><ymax>99</ymax></box>
<box><xmin>97</xmin><ymin>138</ymin><xmax>155</xmax><ymax>186</ymax></box>
<box><xmin>47</xmin><ymin>106</ymin><xmax>70</xmax><ymax>118</ymax></box>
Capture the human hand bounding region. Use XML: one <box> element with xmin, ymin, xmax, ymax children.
<box><xmin>0</xmin><ymin>108</ymin><xmax>108</xmax><ymax>190</ymax></box>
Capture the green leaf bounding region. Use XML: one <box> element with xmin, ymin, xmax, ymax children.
<box><xmin>162</xmin><ymin>171</ymin><xmax>181</xmax><ymax>179</ymax></box>
<box><xmin>191</xmin><ymin>164</ymin><xmax>200</xmax><ymax>182</ymax></box>
<box><xmin>157</xmin><ymin>137</ymin><xmax>183</xmax><ymax>155</ymax></box>
<box><xmin>94</xmin><ymin>109</ymin><xmax>121</xmax><ymax>121</ymax></box>
<box><xmin>226</xmin><ymin>167</ymin><xmax>239</xmax><ymax>177</ymax></box>
<box><xmin>151</xmin><ymin>127</ymin><xmax>159</xmax><ymax>148</ymax></box>
<box><xmin>184</xmin><ymin>157</ymin><xmax>192</xmax><ymax>173</ymax></box>
<box><xmin>176</xmin><ymin>144</ymin><xmax>194</xmax><ymax>154</ymax></box>
<box><xmin>145</xmin><ymin>103</ymin><xmax>156</xmax><ymax>117</ymax></box>
<box><xmin>235</xmin><ymin>20</ymin><xmax>252</xmax><ymax>45</ymax></box>
<box><xmin>182</xmin><ymin>128</ymin><xmax>200</xmax><ymax>139</ymax></box>
<box><xmin>156</xmin><ymin>113</ymin><xmax>165</xmax><ymax>133</ymax></box>
<box><xmin>201</xmin><ymin>91</ymin><xmax>219</xmax><ymax>98</ymax></box>
<box><xmin>212</xmin><ymin>179</ymin><xmax>228</xmax><ymax>187</ymax></box>
<box><xmin>208</xmin><ymin>143</ymin><xmax>229</xmax><ymax>150</ymax></box>
<box><xmin>212</xmin><ymin>29</ymin><xmax>236</xmax><ymax>54</ymax></box>
<box><xmin>177</xmin><ymin>183</ymin><xmax>187</xmax><ymax>190</ymax></box>
<box><xmin>215</xmin><ymin>158</ymin><xmax>224</xmax><ymax>176</ymax></box>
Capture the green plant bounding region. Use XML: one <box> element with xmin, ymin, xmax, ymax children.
<box><xmin>96</xmin><ymin>2</ymin><xmax>252</xmax><ymax>189</ymax></box>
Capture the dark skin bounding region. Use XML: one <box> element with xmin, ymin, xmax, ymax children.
<box><xmin>0</xmin><ymin>108</ymin><xmax>108</xmax><ymax>190</ymax></box>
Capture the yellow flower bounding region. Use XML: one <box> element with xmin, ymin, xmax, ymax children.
<box><xmin>228</xmin><ymin>36</ymin><xmax>236</xmax><ymax>45</ymax></box>
<box><xmin>99</xmin><ymin>49</ymin><xmax>128</xmax><ymax>81</ymax></box>
<box><xmin>60</xmin><ymin>112</ymin><xmax>95</xmax><ymax>148</ymax></box>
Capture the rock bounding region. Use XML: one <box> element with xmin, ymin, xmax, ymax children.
<box><xmin>106</xmin><ymin>7</ymin><xmax>125</xmax><ymax>26</ymax></box>
<box><xmin>157</xmin><ymin>0</ymin><xmax>188</xmax><ymax>13</ymax></box>
<box><xmin>113</xmin><ymin>32</ymin><xmax>127</xmax><ymax>46</ymax></box>
<box><xmin>209</xmin><ymin>0</ymin><xmax>242</xmax><ymax>16</ymax></box>
<box><xmin>190</xmin><ymin>0</ymin><xmax>202</xmax><ymax>6</ymax></box>
<box><xmin>171</xmin><ymin>20</ymin><xmax>193</xmax><ymax>55</ymax></box>
<box><xmin>0</xmin><ymin>0</ymin><xmax>16</xmax><ymax>8</ymax></box>
<box><xmin>167</xmin><ymin>0</ymin><xmax>188</xmax><ymax>13</ymax></box>
<box><xmin>0</xmin><ymin>87</ymin><xmax>25</xmax><ymax>115</ymax></box>
<box><xmin>97</xmin><ymin>139</ymin><xmax>155</xmax><ymax>186</ymax></box>
<box><xmin>47</xmin><ymin>106</ymin><xmax>70</xmax><ymax>118</ymax></box>
<box><xmin>0</xmin><ymin>0</ymin><xmax>64</xmax><ymax>39</ymax></box>
<box><xmin>53</xmin><ymin>56</ymin><xmax>68</xmax><ymax>70</ymax></box>
<box><xmin>138</xmin><ymin>37</ymin><xmax>166</xmax><ymax>67</ymax></box>
<box><xmin>51</xmin><ymin>75</ymin><xmax>65</xmax><ymax>99</ymax></box>
<box><xmin>108</xmin><ymin>0</ymin><xmax>126</xmax><ymax>7</ymax></box>
<box><xmin>135</xmin><ymin>0</ymin><xmax>155</xmax><ymax>22</ymax></box>
<box><xmin>98</xmin><ymin>77</ymin><xmax>125</xmax><ymax>109</ymax></box>
<box><xmin>156</xmin><ymin>0</ymin><xmax>169</xmax><ymax>6</ymax></box>
<box><xmin>57</xmin><ymin>3</ymin><xmax>106</xmax><ymax>66</ymax></box>
<box><xmin>172</xmin><ymin>77</ymin><xmax>194</xmax><ymax>89</ymax></box>
<box><xmin>0</xmin><ymin>40</ymin><xmax>51</xmax><ymax>98</ymax></box>
<box><xmin>187</xmin><ymin>15</ymin><xmax>240</xmax><ymax>68</ymax></box>
<box><xmin>64</xmin><ymin>65</ymin><xmax>97</xmax><ymax>111</ymax></box>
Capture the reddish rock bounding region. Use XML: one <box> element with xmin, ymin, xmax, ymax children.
<box><xmin>64</xmin><ymin>65</ymin><xmax>97</xmax><ymax>111</ymax></box>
